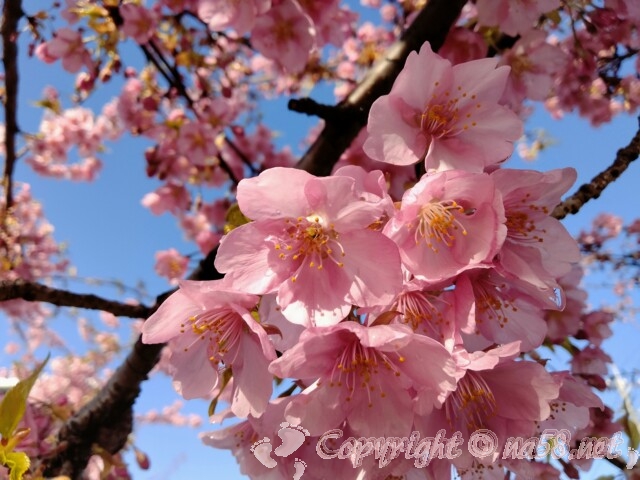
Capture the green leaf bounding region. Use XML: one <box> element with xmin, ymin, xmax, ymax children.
<box><xmin>0</xmin><ymin>354</ymin><xmax>49</xmax><ymax>439</ymax></box>
<box><xmin>223</xmin><ymin>203</ymin><xmax>250</xmax><ymax>234</ymax></box>
<box><xmin>208</xmin><ymin>368</ymin><xmax>233</xmax><ymax>418</ymax></box>
<box><xmin>623</xmin><ymin>412</ymin><xmax>640</xmax><ymax>451</ymax></box>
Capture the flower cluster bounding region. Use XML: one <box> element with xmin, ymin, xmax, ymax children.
<box><xmin>141</xmin><ymin>43</ymin><xmax>609</xmax><ymax>479</ymax></box>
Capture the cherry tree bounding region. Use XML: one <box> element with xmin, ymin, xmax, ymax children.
<box><xmin>1</xmin><ymin>0</ymin><xmax>640</xmax><ymax>479</ymax></box>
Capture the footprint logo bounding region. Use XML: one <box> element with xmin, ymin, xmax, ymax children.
<box><xmin>627</xmin><ymin>447</ymin><xmax>639</xmax><ymax>469</ymax></box>
<box><xmin>274</xmin><ymin>422</ymin><xmax>311</xmax><ymax>457</ymax></box>
<box><xmin>250</xmin><ymin>437</ymin><xmax>277</xmax><ymax>469</ymax></box>
<box><xmin>293</xmin><ymin>458</ymin><xmax>307</xmax><ymax>480</ymax></box>
<box><xmin>249</xmin><ymin>423</ymin><xmax>310</xmax><ymax>478</ymax></box>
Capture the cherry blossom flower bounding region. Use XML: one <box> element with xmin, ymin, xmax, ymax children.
<box><xmin>364</xmin><ymin>42</ymin><xmax>522</xmax><ymax>172</ymax></box>
<box><xmin>250</xmin><ymin>0</ymin><xmax>316</xmax><ymax>73</ymax></box>
<box><xmin>476</xmin><ymin>0</ymin><xmax>561</xmax><ymax>36</ymax></box>
<box><xmin>538</xmin><ymin>372</ymin><xmax>603</xmax><ymax>436</ymax></box>
<box><xmin>491</xmin><ymin>167</ymin><xmax>580</xmax><ymax>291</ymax></box>
<box><xmin>176</xmin><ymin>120</ymin><xmax>219</xmax><ymax>166</ymax></box>
<box><xmin>39</xmin><ymin>28</ymin><xmax>91</xmax><ymax>73</ymax></box>
<box><xmin>141</xmin><ymin>280</ymin><xmax>276</xmax><ymax>417</ymax></box>
<box><xmin>215</xmin><ymin>167</ymin><xmax>403</xmax><ymax>326</ymax></box>
<box><xmin>500</xmin><ymin>31</ymin><xmax>568</xmax><ymax>107</ymax></box>
<box><xmin>121</xmin><ymin>3</ymin><xmax>160</xmax><ymax>45</ymax></box>
<box><xmin>457</xmin><ymin>269</ymin><xmax>550</xmax><ymax>352</ymax></box>
<box><xmin>203</xmin><ymin>397</ymin><xmax>365</xmax><ymax>480</ymax></box>
<box><xmin>154</xmin><ymin>248</ymin><xmax>189</xmax><ymax>284</ymax></box>
<box><xmin>332</xmin><ymin>129</ymin><xmax>416</xmax><ymax>201</ymax></box>
<box><xmin>571</xmin><ymin>346</ymin><xmax>612</xmax><ymax>378</ymax></box>
<box><xmin>141</xmin><ymin>183</ymin><xmax>191</xmax><ymax>215</ymax></box>
<box><xmin>269</xmin><ymin>322</ymin><xmax>456</xmax><ymax>437</ymax></box>
<box><xmin>415</xmin><ymin>342</ymin><xmax>560</xmax><ymax>470</ymax></box>
<box><xmin>580</xmin><ymin>310</ymin><xmax>614</xmax><ymax>347</ymax></box>
<box><xmin>384</xmin><ymin>170</ymin><xmax>506</xmax><ymax>284</ymax></box>
<box><xmin>439</xmin><ymin>27</ymin><xmax>488</xmax><ymax>65</ymax></box>
<box><xmin>197</xmin><ymin>0</ymin><xmax>271</xmax><ymax>35</ymax></box>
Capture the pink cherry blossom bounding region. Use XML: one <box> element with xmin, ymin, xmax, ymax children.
<box><xmin>141</xmin><ymin>280</ymin><xmax>276</xmax><ymax>417</ymax></box>
<box><xmin>606</xmin><ymin>0</ymin><xmax>640</xmax><ymax>23</ymax></box>
<box><xmin>41</xmin><ymin>28</ymin><xmax>91</xmax><ymax>73</ymax></box>
<box><xmin>176</xmin><ymin>120</ymin><xmax>219</xmax><ymax>166</ymax></box>
<box><xmin>363</xmin><ymin>270</ymin><xmax>474</xmax><ymax>351</ymax></box>
<box><xmin>141</xmin><ymin>183</ymin><xmax>191</xmax><ymax>215</ymax></box>
<box><xmin>500</xmin><ymin>31</ymin><xmax>568</xmax><ymax>107</ymax></box>
<box><xmin>197</xmin><ymin>0</ymin><xmax>271</xmax><ymax>35</ymax></box>
<box><xmin>415</xmin><ymin>342</ymin><xmax>560</xmax><ymax>469</ymax></box>
<box><xmin>383</xmin><ymin>170</ymin><xmax>506</xmax><ymax>284</ymax></box>
<box><xmin>120</xmin><ymin>3</ymin><xmax>160</xmax><ymax>45</ymax></box>
<box><xmin>571</xmin><ymin>346</ymin><xmax>612</xmax><ymax>377</ymax></box>
<box><xmin>476</xmin><ymin>0</ymin><xmax>561</xmax><ymax>36</ymax></box>
<box><xmin>439</xmin><ymin>27</ymin><xmax>488</xmax><ymax>65</ymax></box>
<box><xmin>332</xmin><ymin>129</ymin><xmax>416</xmax><ymax>201</ymax></box>
<box><xmin>154</xmin><ymin>248</ymin><xmax>189</xmax><ymax>284</ymax></box>
<box><xmin>215</xmin><ymin>167</ymin><xmax>403</xmax><ymax>326</ymax></box>
<box><xmin>364</xmin><ymin>42</ymin><xmax>522</xmax><ymax>172</ymax></box>
<box><xmin>456</xmin><ymin>270</ymin><xmax>549</xmax><ymax>352</ymax></box>
<box><xmin>580</xmin><ymin>310</ymin><xmax>614</xmax><ymax>347</ymax></box>
<box><xmin>250</xmin><ymin>0</ymin><xmax>316</xmax><ymax>73</ymax></box>
<box><xmin>538</xmin><ymin>372</ymin><xmax>603</xmax><ymax>436</ymax></box>
<box><xmin>202</xmin><ymin>397</ymin><xmax>365</xmax><ymax>480</ymax></box>
<box><xmin>298</xmin><ymin>0</ymin><xmax>355</xmax><ymax>46</ymax></box>
<box><xmin>269</xmin><ymin>321</ymin><xmax>456</xmax><ymax>437</ymax></box>
<box><xmin>578</xmin><ymin>212</ymin><xmax>624</xmax><ymax>249</ymax></box>
<box><xmin>491</xmin><ymin>167</ymin><xmax>580</xmax><ymax>291</ymax></box>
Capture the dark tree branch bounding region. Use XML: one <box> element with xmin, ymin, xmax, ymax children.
<box><xmin>43</xmin><ymin>337</ymin><xmax>163</xmax><ymax>478</ymax></box>
<box><xmin>295</xmin><ymin>0</ymin><xmax>468</xmax><ymax>176</ymax></box>
<box><xmin>287</xmin><ymin>97</ymin><xmax>343</xmax><ymax>122</ymax></box>
<box><xmin>552</xmin><ymin>119</ymin><xmax>640</xmax><ymax>220</ymax></box>
<box><xmin>0</xmin><ymin>280</ymin><xmax>153</xmax><ymax>318</ymax></box>
<box><xmin>1</xmin><ymin>0</ymin><xmax>22</xmax><ymax>211</ymax></box>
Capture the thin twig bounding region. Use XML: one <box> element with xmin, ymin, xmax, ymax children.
<box><xmin>224</xmin><ymin>136</ymin><xmax>258</xmax><ymax>175</ymax></box>
<box><xmin>552</xmin><ymin>119</ymin><xmax>640</xmax><ymax>220</ymax></box>
<box><xmin>287</xmin><ymin>97</ymin><xmax>343</xmax><ymax>121</ymax></box>
<box><xmin>0</xmin><ymin>280</ymin><xmax>152</xmax><ymax>318</ymax></box>
<box><xmin>1</xmin><ymin>0</ymin><xmax>23</xmax><ymax>211</ymax></box>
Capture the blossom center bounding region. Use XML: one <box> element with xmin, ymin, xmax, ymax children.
<box><xmin>445</xmin><ymin>371</ymin><xmax>497</xmax><ymax>431</ymax></box>
<box><xmin>274</xmin><ymin>215</ymin><xmax>346</xmax><ymax>282</ymax></box>
<box><xmin>510</xmin><ymin>54</ymin><xmax>534</xmax><ymax>77</ymax></box>
<box><xmin>180</xmin><ymin>310</ymin><xmax>242</xmax><ymax>361</ymax></box>
<box><xmin>274</xmin><ymin>20</ymin><xmax>295</xmax><ymax>43</ymax></box>
<box><xmin>393</xmin><ymin>290</ymin><xmax>447</xmax><ymax>339</ymax></box>
<box><xmin>413</xmin><ymin>201</ymin><xmax>467</xmax><ymax>252</ymax></box>
<box><xmin>474</xmin><ymin>276</ymin><xmax>517</xmax><ymax>330</ymax></box>
<box><xmin>327</xmin><ymin>341</ymin><xmax>403</xmax><ymax>407</ymax></box>
<box><xmin>505</xmin><ymin>196</ymin><xmax>548</xmax><ymax>243</ymax></box>
<box><xmin>414</xmin><ymin>85</ymin><xmax>480</xmax><ymax>145</ymax></box>
<box><xmin>418</xmin><ymin>103</ymin><xmax>459</xmax><ymax>139</ymax></box>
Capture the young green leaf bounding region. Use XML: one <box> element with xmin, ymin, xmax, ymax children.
<box><xmin>0</xmin><ymin>354</ymin><xmax>50</xmax><ymax>439</ymax></box>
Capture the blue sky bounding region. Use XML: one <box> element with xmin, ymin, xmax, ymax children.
<box><xmin>2</xmin><ymin>2</ymin><xmax>640</xmax><ymax>479</ymax></box>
